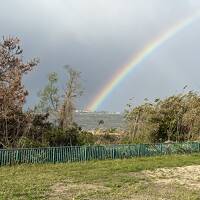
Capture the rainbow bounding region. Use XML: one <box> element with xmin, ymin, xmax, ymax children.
<box><xmin>86</xmin><ymin>11</ymin><xmax>200</xmax><ymax>111</ymax></box>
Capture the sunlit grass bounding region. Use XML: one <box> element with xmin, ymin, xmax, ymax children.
<box><xmin>0</xmin><ymin>154</ymin><xmax>200</xmax><ymax>199</ymax></box>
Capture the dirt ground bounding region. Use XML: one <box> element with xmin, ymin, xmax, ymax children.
<box><xmin>143</xmin><ymin>165</ymin><xmax>200</xmax><ymax>190</ymax></box>
<box><xmin>48</xmin><ymin>165</ymin><xmax>200</xmax><ymax>200</ymax></box>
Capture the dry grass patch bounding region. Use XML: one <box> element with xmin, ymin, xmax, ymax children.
<box><xmin>142</xmin><ymin>165</ymin><xmax>200</xmax><ymax>190</ymax></box>
<box><xmin>48</xmin><ymin>182</ymin><xmax>110</xmax><ymax>200</ymax></box>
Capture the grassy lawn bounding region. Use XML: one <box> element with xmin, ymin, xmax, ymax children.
<box><xmin>0</xmin><ymin>154</ymin><xmax>200</xmax><ymax>200</ymax></box>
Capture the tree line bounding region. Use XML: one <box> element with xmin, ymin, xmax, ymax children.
<box><xmin>125</xmin><ymin>92</ymin><xmax>200</xmax><ymax>143</ymax></box>
<box><xmin>0</xmin><ymin>37</ymin><xmax>199</xmax><ymax>148</ymax></box>
<box><xmin>0</xmin><ymin>37</ymin><xmax>93</xmax><ymax>148</ymax></box>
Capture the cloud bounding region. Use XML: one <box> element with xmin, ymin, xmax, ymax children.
<box><xmin>0</xmin><ymin>0</ymin><xmax>200</xmax><ymax>111</ymax></box>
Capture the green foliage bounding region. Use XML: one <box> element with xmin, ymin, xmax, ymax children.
<box><xmin>120</xmin><ymin>135</ymin><xmax>146</xmax><ymax>144</ymax></box>
<box><xmin>17</xmin><ymin>136</ymin><xmax>48</xmax><ymax>148</ymax></box>
<box><xmin>35</xmin><ymin>72</ymin><xmax>59</xmax><ymax>120</ymax></box>
<box><xmin>125</xmin><ymin>92</ymin><xmax>200</xmax><ymax>143</ymax></box>
<box><xmin>45</xmin><ymin>123</ymin><xmax>94</xmax><ymax>146</ymax></box>
<box><xmin>47</xmin><ymin>125</ymin><xmax>80</xmax><ymax>146</ymax></box>
<box><xmin>96</xmin><ymin>132</ymin><xmax>119</xmax><ymax>144</ymax></box>
<box><xmin>78</xmin><ymin>131</ymin><xmax>95</xmax><ymax>145</ymax></box>
<box><xmin>0</xmin><ymin>112</ymin><xmax>53</xmax><ymax>148</ymax></box>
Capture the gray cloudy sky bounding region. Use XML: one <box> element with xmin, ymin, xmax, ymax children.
<box><xmin>1</xmin><ymin>0</ymin><xmax>200</xmax><ymax>111</ymax></box>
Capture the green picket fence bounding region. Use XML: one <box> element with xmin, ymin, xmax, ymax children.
<box><xmin>0</xmin><ymin>142</ymin><xmax>200</xmax><ymax>166</ymax></box>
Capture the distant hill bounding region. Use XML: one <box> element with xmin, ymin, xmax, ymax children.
<box><xmin>74</xmin><ymin>111</ymin><xmax>125</xmax><ymax>130</ymax></box>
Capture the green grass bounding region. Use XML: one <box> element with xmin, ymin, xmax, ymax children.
<box><xmin>0</xmin><ymin>154</ymin><xmax>200</xmax><ymax>200</ymax></box>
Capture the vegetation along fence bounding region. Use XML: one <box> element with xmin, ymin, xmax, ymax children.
<box><xmin>0</xmin><ymin>142</ymin><xmax>200</xmax><ymax>166</ymax></box>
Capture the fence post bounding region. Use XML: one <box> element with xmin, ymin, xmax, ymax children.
<box><xmin>137</xmin><ymin>144</ymin><xmax>140</xmax><ymax>157</ymax></box>
<box><xmin>53</xmin><ymin>148</ymin><xmax>55</xmax><ymax>164</ymax></box>
<box><xmin>160</xmin><ymin>143</ymin><xmax>163</xmax><ymax>155</ymax></box>
<box><xmin>84</xmin><ymin>146</ymin><xmax>87</xmax><ymax>161</ymax></box>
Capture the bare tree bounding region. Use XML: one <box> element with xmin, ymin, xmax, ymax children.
<box><xmin>59</xmin><ymin>67</ymin><xmax>82</xmax><ymax>130</ymax></box>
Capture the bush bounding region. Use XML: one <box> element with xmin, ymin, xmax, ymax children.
<box><xmin>78</xmin><ymin>131</ymin><xmax>95</xmax><ymax>145</ymax></box>
<box><xmin>17</xmin><ymin>136</ymin><xmax>49</xmax><ymax>148</ymax></box>
<box><xmin>125</xmin><ymin>92</ymin><xmax>200</xmax><ymax>143</ymax></box>
<box><xmin>47</xmin><ymin>126</ymin><xmax>80</xmax><ymax>146</ymax></box>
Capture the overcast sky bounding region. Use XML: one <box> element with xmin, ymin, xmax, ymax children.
<box><xmin>1</xmin><ymin>0</ymin><xmax>200</xmax><ymax>111</ymax></box>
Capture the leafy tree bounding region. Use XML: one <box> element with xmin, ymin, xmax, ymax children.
<box><xmin>125</xmin><ymin>92</ymin><xmax>200</xmax><ymax>143</ymax></box>
<box><xmin>0</xmin><ymin>37</ymin><xmax>38</xmax><ymax>148</ymax></box>
<box><xmin>0</xmin><ymin>37</ymin><xmax>91</xmax><ymax>148</ymax></box>
<box><xmin>35</xmin><ymin>72</ymin><xmax>60</xmax><ymax>124</ymax></box>
<box><xmin>35</xmin><ymin>66</ymin><xmax>83</xmax><ymax>146</ymax></box>
<box><xmin>36</xmin><ymin>66</ymin><xmax>82</xmax><ymax>130</ymax></box>
<box><xmin>17</xmin><ymin>113</ymin><xmax>52</xmax><ymax>148</ymax></box>
<box><xmin>36</xmin><ymin>72</ymin><xmax>59</xmax><ymax>112</ymax></box>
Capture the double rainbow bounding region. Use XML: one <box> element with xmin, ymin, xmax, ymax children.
<box><xmin>86</xmin><ymin>12</ymin><xmax>200</xmax><ymax>111</ymax></box>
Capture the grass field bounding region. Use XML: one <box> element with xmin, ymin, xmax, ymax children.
<box><xmin>0</xmin><ymin>154</ymin><xmax>200</xmax><ymax>200</ymax></box>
